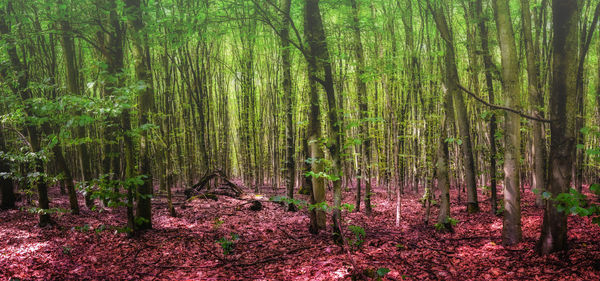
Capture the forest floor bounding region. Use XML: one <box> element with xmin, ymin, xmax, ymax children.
<box><xmin>1</xmin><ymin>183</ymin><xmax>600</xmax><ymax>280</ymax></box>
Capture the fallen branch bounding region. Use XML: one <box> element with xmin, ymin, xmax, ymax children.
<box><xmin>457</xmin><ymin>84</ymin><xmax>552</xmax><ymax>123</ymax></box>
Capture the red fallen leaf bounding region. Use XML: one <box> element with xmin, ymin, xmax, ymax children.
<box><xmin>490</xmin><ymin>267</ymin><xmax>503</xmax><ymax>276</ymax></box>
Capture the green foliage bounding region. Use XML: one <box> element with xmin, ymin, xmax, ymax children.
<box><xmin>270</xmin><ymin>195</ymin><xmax>308</xmax><ymax>210</ymax></box>
<box><xmin>80</xmin><ymin>174</ymin><xmax>149</xmax><ymax>209</ymax></box>
<box><xmin>551</xmin><ymin>188</ymin><xmax>600</xmax><ymax>225</ymax></box>
<box><xmin>434</xmin><ymin>217</ymin><xmax>458</xmax><ymax>231</ymax></box>
<box><xmin>445</xmin><ymin>137</ymin><xmax>462</xmax><ymax>145</ymax></box>
<box><xmin>341</xmin><ymin>203</ymin><xmax>355</xmax><ymax>212</ymax></box>
<box><xmin>304</xmin><ymin>170</ymin><xmax>340</xmax><ymax>181</ymax></box>
<box><xmin>496</xmin><ymin>199</ymin><xmax>505</xmax><ymax>216</ymax></box>
<box><xmin>73</xmin><ymin>224</ymin><xmax>91</xmax><ymax>232</ymax></box>
<box><xmin>62</xmin><ymin>245</ymin><xmax>73</xmax><ymax>255</ymax></box>
<box><xmin>217</xmin><ymin>233</ymin><xmax>239</xmax><ymax>255</ymax></box>
<box><xmin>213</xmin><ymin>218</ymin><xmax>225</xmax><ymax>229</ymax></box>
<box><xmin>376</xmin><ymin>267</ymin><xmax>390</xmax><ymax>278</ymax></box>
<box><xmin>308</xmin><ymin>201</ymin><xmax>330</xmax><ymax>212</ymax></box>
<box><xmin>27</xmin><ymin>207</ymin><xmax>70</xmax><ymax>215</ymax></box>
<box><xmin>134</xmin><ymin>216</ymin><xmax>150</xmax><ymax>226</ymax></box>
<box><xmin>347</xmin><ymin>225</ymin><xmax>365</xmax><ymax>249</ymax></box>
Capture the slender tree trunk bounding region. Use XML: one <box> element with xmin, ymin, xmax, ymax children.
<box><xmin>436</xmin><ymin>92</ymin><xmax>452</xmax><ymax>231</ymax></box>
<box><xmin>493</xmin><ymin>0</ymin><xmax>522</xmax><ymax>246</ymax></box>
<box><xmin>520</xmin><ymin>0</ymin><xmax>546</xmax><ymax>207</ymax></box>
<box><xmin>125</xmin><ymin>0</ymin><xmax>153</xmax><ymax>231</ymax></box>
<box><xmin>280</xmin><ymin>0</ymin><xmax>297</xmax><ymax>212</ymax></box>
<box><xmin>58</xmin><ymin>1</ymin><xmax>93</xmax><ymax>210</ymax></box>
<box><xmin>304</xmin><ymin>0</ymin><xmax>343</xmax><ymax>241</ymax></box>
<box><xmin>537</xmin><ymin>0</ymin><xmax>580</xmax><ymax>255</ymax></box>
<box><xmin>429</xmin><ymin>1</ymin><xmax>478</xmax><ymax>214</ymax></box>
<box><xmin>476</xmin><ymin>0</ymin><xmax>498</xmax><ymax>214</ymax></box>
<box><xmin>350</xmin><ymin>0</ymin><xmax>372</xmax><ymax>217</ymax></box>
<box><xmin>304</xmin><ymin>0</ymin><xmax>327</xmax><ymax>233</ymax></box>
<box><xmin>574</xmin><ymin>3</ymin><xmax>600</xmax><ymax>192</ymax></box>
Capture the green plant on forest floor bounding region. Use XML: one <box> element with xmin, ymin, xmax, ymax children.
<box><xmin>217</xmin><ymin>233</ymin><xmax>239</xmax><ymax>255</ymax></box>
<box><xmin>347</xmin><ymin>225</ymin><xmax>365</xmax><ymax>250</ymax></box>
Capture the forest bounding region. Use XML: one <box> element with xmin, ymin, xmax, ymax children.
<box><xmin>1</xmin><ymin>0</ymin><xmax>600</xmax><ymax>279</ymax></box>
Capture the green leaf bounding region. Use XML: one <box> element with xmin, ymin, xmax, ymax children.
<box><xmin>590</xmin><ymin>184</ymin><xmax>600</xmax><ymax>195</ymax></box>
<box><xmin>376</xmin><ymin>268</ymin><xmax>390</xmax><ymax>277</ymax></box>
<box><xmin>542</xmin><ymin>191</ymin><xmax>552</xmax><ymax>200</ymax></box>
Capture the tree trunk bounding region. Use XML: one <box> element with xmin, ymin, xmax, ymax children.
<box><xmin>125</xmin><ymin>0</ymin><xmax>153</xmax><ymax>231</ymax></box>
<box><xmin>280</xmin><ymin>0</ymin><xmax>297</xmax><ymax>212</ymax></box>
<box><xmin>520</xmin><ymin>0</ymin><xmax>546</xmax><ymax>207</ymax></box>
<box><xmin>476</xmin><ymin>0</ymin><xmax>498</xmax><ymax>214</ymax></box>
<box><xmin>537</xmin><ymin>0</ymin><xmax>580</xmax><ymax>255</ymax></box>
<box><xmin>304</xmin><ymin>0</ymin><xmax>343</xmax><ymax>241</ymax></box>
<box><xmin>304</xmin><ymin>0</ymin><xmax>327</xmax><ymax>233</ymax></box>
<box><xmin>436</xmin><ymin>90</ymin><xmax>452</xmax><ymax>231</ymax></box>
<box><xmin>350</xmin><ymin>0</ymin><xmax>372</xmax><ymax>217</ymax></box>
<box><xmin>493</xmin><ymin>0</ymin><xmax>522</xmax><ymax>246</ymax></box>
<box><xmin>429</xmin><ymin>1</ymin><xmax>478</xmax><ymax>214</ymax></box>
<box><xmin>0</xmin><ymin>129</ymin><xmax>15</xmax><ymax>210</ymax></box>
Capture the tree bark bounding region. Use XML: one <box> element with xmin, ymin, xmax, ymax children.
<box><xmin>304</xmin><ymin>0</ymin><xmax>343</xmax><ymax>241</ymax></box>
<box><xmin>537</xmin><ymin>0</ymin><xmax>580</xmax><ymax>255</ymax></box>
<box><xmin>125</xmin><ymin>0</ymin><xmax>153</xmax><ymax>231</ymax></box>
<box><xmin>350</xmin><ymin>0</ymin><xmax>372</xmax><ymax>218</ymax></box>
<box><xmin>476</xmin><ymin>0</ymin><xmax>498</xmax><ymax>214</ymax></box>
<box><xmin>280</xmin><ymin>0</ymin><xmax>297</xmax><ymax>212</ymax></box>
<box><xmin>493</xmin><ymin>0</ymin><xmax>522</xmax><ymax>245</ymax></box>
<box><xmin>520</xmin><ymin>0</ymin><xmax>547</xmax><ymax>207</ymax></box>
<box><xmin>429</xmin><ymin>1</ymin><xmax>478</xmax><ymax>214</ymax></box>
<box><xmin>304</xmin><ymin>0</ymin><xmax>327</xmax><ymax>233</ymax></box>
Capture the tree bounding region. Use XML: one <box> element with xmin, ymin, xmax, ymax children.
<box><xmin>492</xmin><ymin>0</ymin><xmax>522</xmax><ymax>246</ymax></box>
<box><xmin>428</xmin><ymin>0</ymin><xmax>456</xmax><ymax>231</ymax></box>
<box><xmin>0</xmin><ymin>1</ymin><xmax>52</xmax><ymax>226</ymax></box>
<box><xmin>520</xmin><ymin>0</ymin><xmax>546</xmax><ymax>207</ymax></box>
<box><xmin>429</xmin><ymin>0</ymin><xmax>478</xmax><ymax>214</ymax></box>
<box><xmin>125</xmin><ymin>0</ymin><xmax>153</xmax><ymax>231</ymax></box>
<box><xmin>304</xmin><ymin>0</ymin><xmax>344</xmax><ymax>240</ymax></box>
<box><xmin>537</xmin><ymin>0</ymin><xmax>580</xmax><ymax>255</ymax></box>
<box><xmin>475</xmin><ymin>0</ymin><xmax>498</xmax><ymax>214</ymax></box>
<box><xmin>280</xmin><ymin>0</ymin><xmax>297</xmax><ymax>212</ymax></box>
<box><xmin>304</xmin><ymin>0</ymin><xmax>327</xmax><ymax>234</ymax></box>
<box><xmin>0</xmin><ymin>128</ymin><xmax>15</xmax><ymax>210</ymax></box>
<box><xmin>349</xmin><ymin>0</ymin><xmax>372</xmax><ymax>216</ymax></box>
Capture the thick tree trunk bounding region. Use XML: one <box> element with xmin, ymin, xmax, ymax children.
<box><xmin>537</xmin><ymin>0</ymin><xmax>580</xmax><ymax>255</ymax></box>
<box><xmin>493</xmin><ymin>0</ymin><xmax>522</xmax><ymax>246</ymax></box>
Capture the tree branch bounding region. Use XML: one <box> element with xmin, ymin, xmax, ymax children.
<box><xmin>457</xmin><ymin>84</ymin><xmax>552</xmax><ymax>123</ymax></box>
